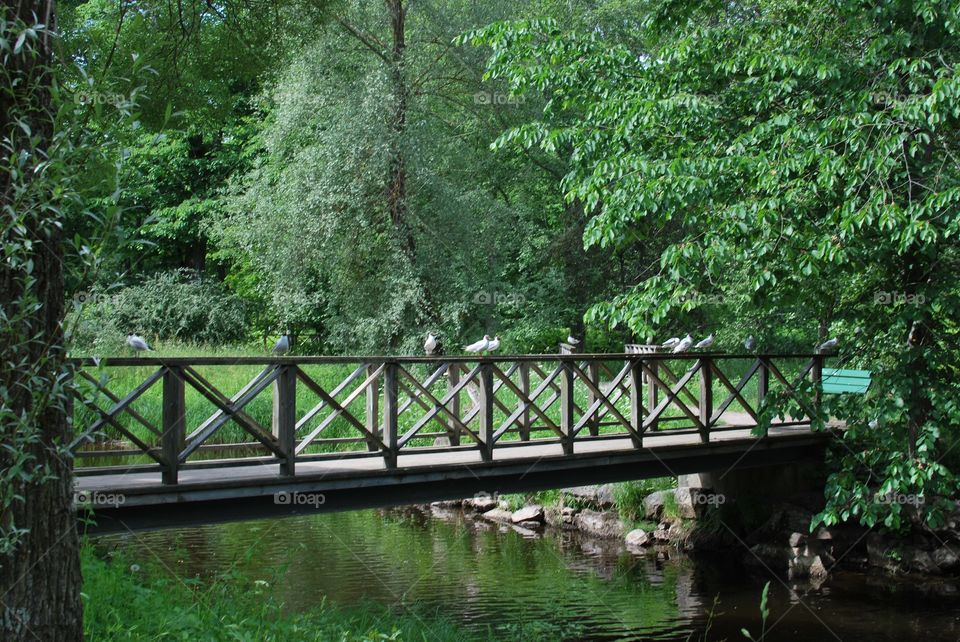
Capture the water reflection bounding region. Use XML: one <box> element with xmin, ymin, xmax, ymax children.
<box><xmin>95</xmin><ymin>508</ymin><xmax>960</xmax><ymax>641</ymax></box>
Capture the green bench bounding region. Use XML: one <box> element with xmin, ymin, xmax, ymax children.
<box><xmin>821</xmin><ymin>368</ymin><xmax>872</xmax><ymax>394</ymax></box>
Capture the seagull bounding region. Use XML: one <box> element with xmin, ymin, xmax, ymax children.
<box><xmin>272</xmin><ymin>333</ymin><xmax>290</xmax><ymax>355</ymax></box>
<box><xmin>694</xmin><ymin>333</ymin><xmax>715</xmax><ymax>349</ymax></box>
<box><xmin>487</xmin><ymin>336</ymin><xmax>501</xmax><ymax>353</ymax></box>
<box><xmin>567</xmin><ymin>335</ymin><xmax>581</xmax><ymax>346</ymax></box>
<box><xmin>672</xmin><ymin>334</ymin><xmax>694</xmax><ymax>353</ymax></box>
<box><xmin>464</xmin><ymin>335</ymin><xmax>492</xmax><ymax>353</ymax></box>
<box><xmin>424</xmin><ymin>333</ymin><xmax>438</xmax><ymax>355</ymax></box>
<box><xmin>661</xmin><ymin>337</ymin><xmax>681</xmax><ymax>348</ymax></box>
<box><xmin>126</xmin><ymin>333</ymin><xmax>152</xmax><ymax>355</ymax></box>
<box><xmin>817</xmin><ymin>337</ymin><xmax>838</xmax><ymax>352</ymax></box>
<box><xmin>744</xmin><ymin>335</ymin><xmax>756</xmax><ymax>351</ymax></box>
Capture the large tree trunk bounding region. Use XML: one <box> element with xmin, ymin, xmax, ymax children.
<box><xmin>0</xmin><ymin>2</ymin><xmax>83</xmax><ymax>640</ymax></box>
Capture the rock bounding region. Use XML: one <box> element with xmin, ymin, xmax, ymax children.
<box><xmin>573</xmin><ymin>509</ymin><xmax>626</xmax><ymax>539</ymax></box>
<box><xmin>653</xmin><ymin>527</ymin><xmax>671</xmax><ymax>542</ymax></box>
<box><xmin>511</xmin><ymin>505</ymin><xmax>544</xmax><ymax>524</ymax></box>
<box><xmin>867</xmin><ymin>533</ymin><xmax>939</xmax><ymax>574</ymax></box>
<box><xmin>789</xmin><ymin>553</ymin><xmax>829</xmax><ymax>579</ymax></box>
<box><xmin>517</xmin><ymin>520</ymin><xmax>542</xmax><ymax>530</ymax></box>
<box><xmin>466</xmin><ymin>496</ymin><xmax>498</xmax><ymax>512</ymax></box>
<box><xmin>905</xmin><ymin>548</ymin><xmax>939</xmax><ymax>575</ymax></box>
<box><xmin>511</xmin><ymin>524</ymin><xmax>540</xmax><ymax>538</ymax></box>
<box><xmin>625</xmin><ymin>529</ymin><xmax>651</xmax><ymax>549</ymax></box>
<box><xmin>433</xmin><ymin>436</ymin><xmax>451</xmax><ymax>447</ymax></box>
<box><xmin>789</xmin><ymin>532</ymin><xmax>807</xmax><ymax>548</ymax></box>
<box><xmin>430</xmin><ymin>499</ymin><xmax>461</xmax><ymax>509</ymax></box>
<box><xmin>481</xmin><ymin>508</ymin><xmax>513</xmax><ymax>524</ymax></box>
<box><xmin>867</xmin><ymin>533</ymin><xmax>901</xmax><ymax>573</ymax></box>
<box><xmin>545</xmin><ymin>506</ymin><xmax>578</xmax><ymax>529</ymax></box>
<box><xmin>562</xmin><ymin>484</ymin><xmax>616</xmax><ymax>508</ymax></box>
<box><xmin>644</xmin><ymin>490</ymin><xmax>673</xmax><ymax>519</ymax></box>
<box><xmin>674</xmin><ymin>487</ymin><xmax>699</xmax><ymax>519</ymax></box>
<box><xmin>934</xmin><ymin>546</ymin><xmax>960</xmax><ymax>572</ymax></box>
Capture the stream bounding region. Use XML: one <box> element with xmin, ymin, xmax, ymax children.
<box><xmin>95</xmin><ymin>507</ymin><xmax>960</xmax><ymax>641</ymax></box>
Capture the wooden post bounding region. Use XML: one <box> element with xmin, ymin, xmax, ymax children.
<box><xmin>519</xmin><ymin>362</ymin><xmax>531</xmax><ymax>441</ymax></box>
<box><xmin>757</xmin><ymin>357</ymin><xmax>769</xmax><ymax>436</ymax></box>
<box><xmin>560</xmin><ymin>360</ymin><xmax>574</xmax><ymax>454</ymax></box>
<box><xmin>698</xmin><ymin>357</ymin><xmax>712</xmax><ymax>443</ymax></box>
<box><xmin>365</xmin><ymin>364</ymin><xmax>379</xmax><ymax>452</ymax></box>
<box><xmin>587</xmin><ymin>361</ymin><xmax>600</xmax><ymax>437</ymax></box>
<box><xmin>161</xmin><ymin>367</ymin><xmax>186</xmax><ymax>485</ymax></box>
<box><xmin>647</xmin><ymin>360</ymin><xmax>659</xmax><ymax>432</ymax></box>
<box><xmin>811</xmin><ymin>354</ymin><xmax>824</xmax><ymax>411</ymax></box>
<box><xmin>383</xmin><ymin>363</ymin><xmax>399</xmax><ymax>469</ymax></box>
<box><xmin>478</xmin><ymin>363</ymin><xmax>494</xmax><ymax>461</ymax></box>
<box><xmin>448</xmin><ymin>363</ymin><xmax>461</xmax><ymax>446</ymax></box>
<box><xmin>272</xmin><ymin>365</ymin><xmax>297</xmax><ymax>477</ymax></box>
<box><xmin>629</xmin><ymin>359</ymin><xmax>643</xmax><ymax>448</ymax></box>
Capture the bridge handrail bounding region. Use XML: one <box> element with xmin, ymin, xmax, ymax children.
<box><xmin>68</xmin><ymin>352</ymin><xmax>829</xmax><ymax>484</ymax></box>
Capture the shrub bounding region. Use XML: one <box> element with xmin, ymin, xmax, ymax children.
<box><xmin>70</xmin><ymin>269</ymin><xmax>248</xmax><ymax>349</ymax></box>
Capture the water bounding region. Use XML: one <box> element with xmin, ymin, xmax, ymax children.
<box><xmin>96</xmin><ymin>508</ymin><xmax>960</xmax><ymax>641</ymax></box>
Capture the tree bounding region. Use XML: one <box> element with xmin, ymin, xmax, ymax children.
<box><xmin>1</xmin><ymin>1</ymin><xmax>82</xmax><ymax>639</ymax></box>
<box><xmin>469</xmin><ymin>0</ymin><xmax>960</xmax><ymax>530</ymax></box>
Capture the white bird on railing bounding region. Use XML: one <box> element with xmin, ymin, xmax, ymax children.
<box><xmin>464</xmin><ymin>335</ymin><xmax>492</xmax><ymax>353</ymax></box>
<box><xmin>487</xmin><ymin>336</ymin><xmax>501</xmax><ymax>353</ymax></box>
<box><xmin>744</xmin><ymin>335</ymin><xmax>756</xmax><ymax>351</ymax></box>
<box><xmin>127</xmin><ymin>333</ymin><xmax>152</xmax><ymax>355</ymax></box>
<box><xmin>661</xmin><ymin>337</ymin><xmax>681</xmax><ymax>348</ymax></box>
<box><xmin>694</xmin><ymin>333</ymin><xmax>715</xmax><ymax>350</ymax></box>
<box><xmin>817</xmin><ymin>337</ymin><xmax>839</xmax><ymax>352</ymax></box>
<box><xmin>567</xmin><ymin>335</ymin><xmax>581</xmax><ymax>346</ymax></box>
<box><xmin>424</xmin><ymin>332</ymin><xmax>438</xmax><ymax>355</ymax></box>
<box><xmin>272</xmin><ymin>333</ymin><xmax>290</xmax><ymax>355</ymax></box>
<box><xmin>672</xmin><ymin>334</ymin><xmax>694</xmax><ymax>353</ymax></box>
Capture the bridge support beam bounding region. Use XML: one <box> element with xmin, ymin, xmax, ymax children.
<box><xmin>161</xmin><ymin>367</ymin><xmax>186</xmax><ymax>485</ymax></box>
<box><xmin>383</xmin><ymin>363</ymin><xmax>399</xmax><ymax>469</ymax></box>
<box><xmin>560</xmin><ymin>361</ymin><xmax>574</xmax><ymax>455</ymax></box>
<box><xmin>273</xmin><ymin>365</ymin><xmax>297</xmax><ymax>477</ymax></box>
<box><xmin>477</xmin><ymin>363</ymin><xmax>494</xmax><ymax>461</ymax></box>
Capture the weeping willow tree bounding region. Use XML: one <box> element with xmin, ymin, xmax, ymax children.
<box><xmin>215</xmin><ymin>0</ymin><xmax>574</xmax><ymax>352</ymax></box>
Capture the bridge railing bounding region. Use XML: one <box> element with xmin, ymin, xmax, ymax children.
<box><xmin>67</xmin><ymin>353</ymin><xmax>826</xmax><ymax>484</ymax></box>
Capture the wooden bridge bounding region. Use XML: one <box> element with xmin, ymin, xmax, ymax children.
<box><xmin>71</xmin><ymin>352</ymin><xmax>837</xmax><ymax>533</ymax></box>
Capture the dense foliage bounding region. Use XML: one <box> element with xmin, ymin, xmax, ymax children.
<box><xmin>44</xmin><ymin>0</ymin><xmax>960</xmax><ymax>536</ymax></box>
<box><xmin>467</xmin><ymin>0</ymin><xmax>960</xmax><ymax>531</ymax></box>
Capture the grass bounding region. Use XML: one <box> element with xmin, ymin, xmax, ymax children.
<box><xmin>70</xmin><ymin>342</ymin><xmax>814</xmax><ymax>468</ymax></box>
<box><xmin>613</xmin><ymin>478</ymin><xmax>676</xmax><ymax>524</ymax></box>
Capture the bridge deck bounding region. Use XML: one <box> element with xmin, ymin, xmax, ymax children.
<box><xmin>77</xmin><ymin>423</ymin><xmax>834</xmax><ymax>534</ymax></box>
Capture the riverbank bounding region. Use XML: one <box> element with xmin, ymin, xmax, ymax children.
<box><xmin>419</xmin><ymin>479</ymin><xmax>960</xmax><ymax>595</ymax></box>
